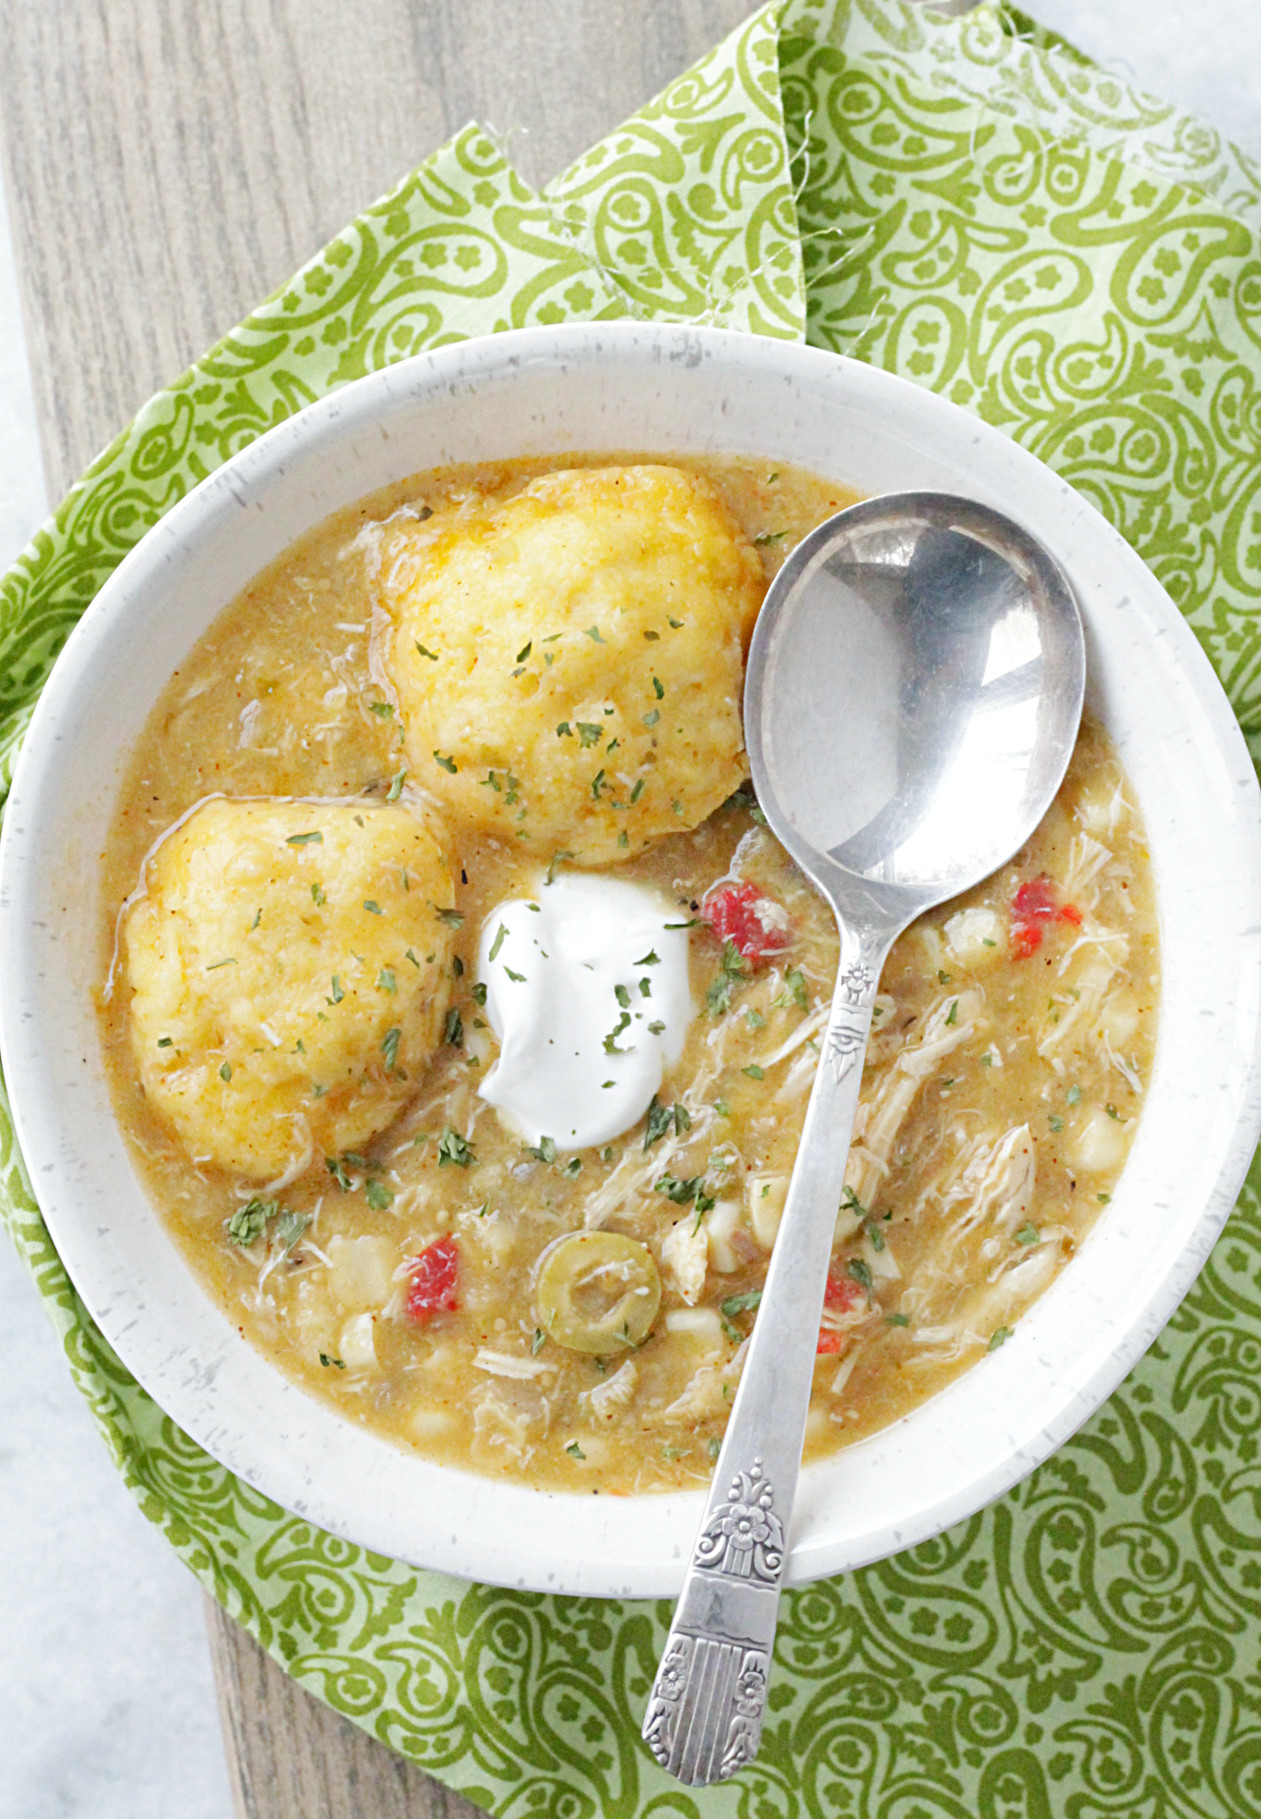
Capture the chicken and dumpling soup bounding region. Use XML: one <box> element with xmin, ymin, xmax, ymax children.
<box><xmin>98</xmin><ymin>457</ymin><xmax>1158</xmax><ymax>1493</ymax></box>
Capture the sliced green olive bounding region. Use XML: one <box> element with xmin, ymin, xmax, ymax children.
<box><xmin>534</xmin><ymin>1231</ymin><xmax>661</xmax><ymax>1355</ymax></box>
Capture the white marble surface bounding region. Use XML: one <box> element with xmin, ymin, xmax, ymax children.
<box><xmin>0</xmin><ymin>3</ymin><xmax>1258</xmax><ymax>1815</ymax></box>
<box><xmin>1034</xmin><ymin>0</ymin><xmax>1260</xmax><ymax>156</ymax></box>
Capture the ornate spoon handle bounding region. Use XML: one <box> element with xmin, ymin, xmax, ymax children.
<box><xmin>642</xmin><ymin>920</ymin><xmax>889</xmax><ymax>1785</ymax></box>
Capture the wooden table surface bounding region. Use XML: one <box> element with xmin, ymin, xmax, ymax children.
<box><xmin>0</xmin><ymin>2</ymin><xmax>755</xmax><ymax>1812</ymax></box>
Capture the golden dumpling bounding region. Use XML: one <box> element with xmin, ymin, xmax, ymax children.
<box><xmin>122</xmin><ymin>796</ymin><xmax>456</xmax><ymax>1178</ymax></box>
<box><xmin>376</xmin><ymin>464</ymin><xmax>764</xmax><ymax>864</ymax></box>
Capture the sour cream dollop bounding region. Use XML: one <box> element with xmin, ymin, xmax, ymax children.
<box><xmin>476</xmin><ymin>874</ymin><xmax>694</xmax><ymax>1150</ymax></box>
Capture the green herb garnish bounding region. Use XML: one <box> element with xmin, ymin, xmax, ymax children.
<box><xmin>437</xmin><ymin>1125</ymin><xmax>474</xmax><ymax>1168</ymax></box>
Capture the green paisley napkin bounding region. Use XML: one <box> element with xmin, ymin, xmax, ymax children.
<box><xmin>5</xmin><ymin>3</ymin><xmax>1261</xmax><ymax>1812</ymax></box>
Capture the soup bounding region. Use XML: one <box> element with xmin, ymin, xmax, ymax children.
<box><xmin>98</xmin><ymin>456</ymin><xmax>1158</xmax><ymax>1493</ymax></box>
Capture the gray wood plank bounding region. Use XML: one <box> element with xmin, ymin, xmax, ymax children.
<box><xmin>0</xmin><ymin>1</ymin><xmax>755</xmax><ymax>1813</ymax></box>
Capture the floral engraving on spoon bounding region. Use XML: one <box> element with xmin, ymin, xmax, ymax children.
<box><xmin>694</xmin><ymin>1457</ymin><xmax>785</xmax><ymax>1581</ymax></box>
<box><xmin>642</xmin><ymin>1460</ymin><xmax>783</xmax><ymax>1778</ymax></box>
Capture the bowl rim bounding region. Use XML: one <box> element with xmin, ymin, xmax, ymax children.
<box><xmin>4</xmin><ymin>318</ymin><xmax>1261</xmax><ymax>1597</ymax></box>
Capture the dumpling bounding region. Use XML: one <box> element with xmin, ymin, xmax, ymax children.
<box><xmin>122</xmin><ymin>796</ymin><xmax>456</xmax><ymax>1178</ymax></box>
<box><xmin>375</xmin><ymin>464</ymin><xmax>764</xmax><ymax>865</ymax></box>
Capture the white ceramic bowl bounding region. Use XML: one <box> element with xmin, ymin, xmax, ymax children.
<box><xmin>4</xmin><ymin>324</ymin><xmax>1261</xmax><ymax>1598</ymax></box>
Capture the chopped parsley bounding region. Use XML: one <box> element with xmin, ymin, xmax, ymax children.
<box><xmin>1066</xmin><ymin>1083</ymin><xmax>1082</xmax><ymax>1105</ymax></box>
<box><xmin>584</xmin><ymin>625</ymin><xmax>605</xmax><ymax>643</ymax></box>
<box><xmin>311</xmin><ymin>882</ymin><xmax>326</xmax><ymax>905</ymax></box>
<box><xmin>415</xmin><ymin>642</ymin><xmax>439</xmax><ymax>661</ymax></box>
<box><xmin>432</xmin><ymin>751</ymin><xmax>458</xmax><ymax>774</ymax></box>
<box><xmin>615</xmin><ymin>983</ymin><xmax>631</xmax><ymax>1009</ymax></box>
<box><xmin>643</xmin><ymin>1095</ymin><xmax>690</xmax><ymax>1150</ymax></box>
<box><xmin>219</xmin><ymin>1061</ymin><xmax>233</xmax><ymax>1081</ymax></box>
<box><xmin>566</xmin><ymin>1441</ymin><xmax>587</xmax><ymax>1460</ymax></box>
<box><xmin>437</xmin><ymin>1125</ymin><xmax>475</xmax><ymax>1168</ymax></box>
<box><xmin>471</xmin><ymin>982</ymin><xmax>488</xmax><ymax>1006</ymax></box>
<box><xmin>885</xmin><ymin>1312</ymin><xmax>910</xmax><ymax>1329</ymax></box>
<box><xmin>227</xmin><ymin>1198</ymin><xmax>309</xmax><ymax>1254</ymax></box>
<box><xmin>635</xmin><ymin>949</ymin><xmax>660</xmax><ymax>966</ymax></box>
<box><xmin>205</xmin><ymin>957</ymin><xmax>237</xmax><ymax>970</ymax></box>
<box><xmin>516</xmin><ymin>641</ymin><xmax>533</xmax><ymax>663</ymax></box>
<box><xmin>488</xmin><ymin>925</ymin><xmax>507</xmax><ymax>962</ymax></box>
<box><xmin>274</xmin><ymin>1210</ymin><xmax>312</xmax><ymax>1253</ymax></box>
<box><xmin>945</xmin><ymin>999</ymin><xmax>959</xmax><ymax>1026</ymax></box>
<box><xmin>381</xmin><ymin>1026</ymin><xmax>402</xmax><ymax>1072</ymax></box>
<box><xmin>363</xmin><ymin>899</ymin><xmax>383</xmax><ymax>915</ymax></box>
<box><xmin>157</xmin><ymin>1037</ymin><xmax>173</xmax><ymax>1048</ymax></box>
<box><xmin>504</xmin><ymin>967</ymin><xmax>526</xmax><ymax>983</ymax></box>
<box><xmin>774</xmin><ymin>967</ymin><xmax>808</xmax><ymax>1011</ymax></box>
<box><xmin>377</xmin><ymin>967</ymin><xmax>397</xmax><ymax>995</ymax></box>
<box><xmin>365</xmin><ymin>1179</ymin><xmax>394</xmax><ymax>1212</ymax></box>
<box><xmin>1048</xmin><ymin>1113</ymin><xmax>1064</xmax><ymax>1133</ymax></box>
<box><xmin>742</xmin><ymin>1064</ymin><xmax>765</xmax><ymax>1080</ymax></box>
<box><xmin>720</xmin><ymin>1289</ymin><xmax>763</xmax><ymax>1319</ymax></box>
<box><xmin>286</xmin><ymin>830</ymin><xmax>323</xmax><ymax>846</ymax></box>
<box><xmin>651</xmin><ymin>675</ymin><xmax>664</xmax><ymax>699</ymax></box>
<box><xmin>642</xmin><ymin>709</ymin><xmax>660</xmax><ymax>728</ymax></box>
<box><xmin>528</xmin><ymin>1136</ymin><xmax>557</xmax><ymax>1164</ymax></box>
<box><xmin>370</xmin><ymin>701</ymin><xmax>394</xmax><ymax>719</ymax></box>
<box><xmin>988</xmin><ymin>1326</ymin><xmax>1012</xmax><ymax>1352</ymax></box>
<box><xmin>226</xmin><ymin>1199</ymin><xmax>272</xmax><ymax>1246</ymax></box>
<box><xmin>1014</xmin><ymin>1223</ymin><xmax>1040</xmax><ymax>1246</ymax></box>
<box><xmin>576</xmin><ymin>722</ymin><xmax>603</xmax><ymax>747</ymax></box>
<box><xmin>387</xmin><ymin>768</ymin><xmax>408</xmax><ymax>801</ymax></box>
<box><xmin>754</xmin><ymin>530</ymin><xmax>786</xmax><ymax>546</ymax></box>
<box><xmin>326</xmin><ymin>1157</ymin><xmax>354</xmax><ymax>1193</ymax></box>
<box><xmin>443</xmin><ymin>1006</ymin><xmax>464</xmax><ymax>1047</ymax></box>
<box><xmin>706</xmin><ymin>939</ymin><xmax>750</xmax><ymax>1016</ymax></box>
<box><xmin>435</xmin><ymin>906</ymin><xmax>465</xmax><ymax>926</ymax></box>
<box><xmin>846</xmin><ymin>1258</ymin><xmax>873</xmax><ymax>1292</ymax></box>
<box><xmin>654</xmin><ymin>1173</ymin><xmax>704</xmax><ymax>1206</ymax></box>
<box><xmin>319</xmin><ymin>1353</ymin><xmax>346</xmax><ymax>1370</ymax></box>
<box><xmin>329</xmin><ymin>975</ymin><xmax>344</xmax><ymax>1004</ymax></box>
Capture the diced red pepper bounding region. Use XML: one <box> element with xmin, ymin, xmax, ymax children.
<box><xmin>701</xmin><ymin>880</ymin><xmax>791</xmax><ymax>964</ymax></box>
<box><xmin>824</xmin><ymin>1271</ymin><xmax>865</xmax><ymax>1312</ymax></box>
<box><xmin>405</xmin><ymin>1236</ymin><xmax>459</xmax><ymax>1322</ymax></box>
<box><xmin>1010</xmin><ymin>875</ymin><xmax>1081</xmax><ymax>959</ymax></box>
<box><xmin>817</xmin><ymin>1269</ymin><xmax>865</xmax><ymax>1352</ymax></box>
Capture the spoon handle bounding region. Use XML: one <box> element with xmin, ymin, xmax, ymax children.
<box><xmin>642</xmin><ymin>919</ymin><xmax>891</xmax><ymax>1786</ymax></box>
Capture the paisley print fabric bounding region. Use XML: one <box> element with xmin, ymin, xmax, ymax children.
<box><xmin>3</xmin><ymin>3</ymin><xmax>1261</xmax><ymax>1812</ymax></box>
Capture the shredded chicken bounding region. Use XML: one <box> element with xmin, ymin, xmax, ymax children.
<box><xmin>845</xmin><ymin>990</ymin><xmax>984</xmax><ymax>1208</ymax></box>
<box><xmin>661</xmin><ymin>1215</ymin><xmax>708</xmax><ymax>1305</ymax></box>
<box><xmin>474</xmin><ymin>1349</ymin><xmax>550</xmax><ymax>1381</ymax></box>
<box><xmin>941</xmin><ymin>1124</ymin><xmax>1037</xmax><ymax>1259</ymax></box>
<box><xmin>1039</xmin><ymin>921</ymin><xmax>1128</xmax><ymax>1056</ymax></box>
<box><xmin>580</xmin><ymin>1361</ymin><xmax>638</xmax><ymax>1419</ymax></box>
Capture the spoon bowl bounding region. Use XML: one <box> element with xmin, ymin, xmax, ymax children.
<box><xmin>746</xmin><ymin>493</ymin><xmax>1085</xmax><ymax>918</ymax></box>
<box><xmin>644</xmin><ymin>492</ymin><xmax>1084</xmax><ymax>1785</ymax></box>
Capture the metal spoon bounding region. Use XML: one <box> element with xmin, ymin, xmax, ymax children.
<box><xmin>642</xmin><ymin>492</ymin><xmax>1085</xmax><ymax>1785</ymax></box>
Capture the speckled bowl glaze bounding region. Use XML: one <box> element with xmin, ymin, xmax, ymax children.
<box><xmin>4</xmin><ymin>323</ymin><xmax>1261</xmax><ymax>1598</ymax></box>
